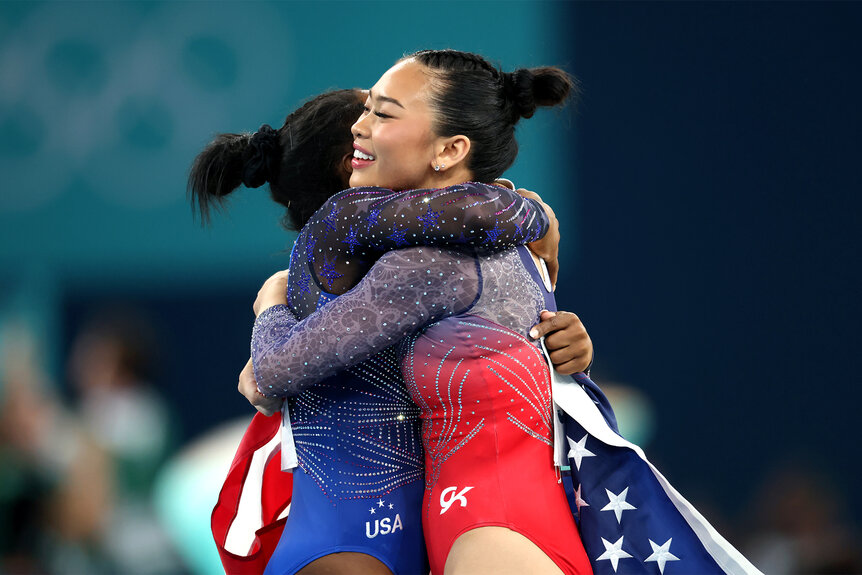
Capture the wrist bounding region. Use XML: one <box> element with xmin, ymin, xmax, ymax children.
<box><xmin>257</xmin><ymin>299</ymin><xmax>287</xmax><ymax>317</ymax></box>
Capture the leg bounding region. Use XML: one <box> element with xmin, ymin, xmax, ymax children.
<box><xmin>443</xmin><ymin>527</ymin><xmax>565</xmax><ymax>575</ymax></box>
<box><xmin>297</xmin><ymin>552</ymin><xmax>393</xmax><ymax>575</ymax></box>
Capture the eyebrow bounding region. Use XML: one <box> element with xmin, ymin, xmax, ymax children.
<box><xmin>369</xmin><ymin>90</ymin><xmax>405</xmax><ymax>109</ymax></box>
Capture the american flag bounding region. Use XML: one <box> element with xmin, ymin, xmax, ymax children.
<box><xmin>211</xmin><ymin>412</ymin><xmax>292</xmax><ymax>575</ymax></box>
<box><xmin>551</xmin><ymin>369</ymin><xmax>763</xmax><ymax>575</ymax></box>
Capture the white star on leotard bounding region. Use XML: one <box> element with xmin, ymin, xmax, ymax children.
<box><xmin>596</xmin><ymin>536</ymin><xmax>632</xmax><ymax>572</ymax></box>
<box><xmin>645</xmin><ymin>538</ymin><xmax>680</xmax><ymax>574</ymax></box>
<box><xmin>574</xmin><ymin>484</ymin><xmax>589</xmax><ymax>513</ymax></box>
<box><xmin>377</xmin><ymin>498</ymin><xmax>385</xmax><ymax>507</ymax></box>
<box><xmin>566</xmin><ymin>434</ymin><xmax>596</xmax><ymax>470</ymax></box>
<box><xmin>601</xmin><ymin>486</ymin><xmax>637</xmax><ymax>523</ymax></box>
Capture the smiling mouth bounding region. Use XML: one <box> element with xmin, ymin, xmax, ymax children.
<box><xmin>353</xmin><ymin>149</ymin><xmax>375</xmax><ymax>161</ymax></box>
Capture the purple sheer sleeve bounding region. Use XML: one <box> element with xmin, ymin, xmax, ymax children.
<box><xmin>252</xmin><ymin>246</ymin><xmax>480</xmax><ymax>397</ymax></box>
<box><xmin>290</xmin><ymin>182</ymin><xmax>548</xmax><ymax>309</ymax></box>
<box><xmin>330</xmin><ymin>182</ymin><xmax>548</xmax><ymax>252</ymax></box>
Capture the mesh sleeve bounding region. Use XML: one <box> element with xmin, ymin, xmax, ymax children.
<box><xmin>252</xmin><ymin>246</ymin><xmax>480</xmax><ymax>397</ymax></box>
<box><xmin>317</xmin><ymin>181</ymin><xmax>549</xmax><ymax>254</ymax></box>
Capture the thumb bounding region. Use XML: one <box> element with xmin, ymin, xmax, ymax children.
<box><xmin>529</xmin><ymin>310</ymin><xmax>557</xmax><ymax>339</ymax></box>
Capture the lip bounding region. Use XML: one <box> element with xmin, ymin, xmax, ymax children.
<box><xmin>353</xmin><ymin>142</ymin><xmax>373</xmax><ymax>155</ymax></box>
<box><xmin>352</xmin><ymin>142</ymin><xmax>375</xmax><ymax>170</ymax></box>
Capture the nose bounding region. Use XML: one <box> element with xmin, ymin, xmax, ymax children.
<box><xmin>351</xmin><ymin>110</ymin><xmax>370</xmax><ymax>139</ymax></box>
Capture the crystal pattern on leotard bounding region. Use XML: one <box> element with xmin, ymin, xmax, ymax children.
<box><xmin>286</xmin><ymin>183</ymin><xmax>548</xmax><ymax>320</ymax></box>
<box><xmin>398</xmin><ymin>248</ymin><xmax>553</xmax><ymax>493</ymax></box>
<box><xmin>253</xmin><ymin>245</ymin><xmax>554</xmax><ymax>499</ymax></box>
<box><xmin>286</xmin><ymin>347</ymin><xmax>425</xmax><ymax>500</ymax></box>
<box><xmin>251</xmin><ymin>184</ymin><xmax>549</xmax><ymax>501</ymax></box>
<box><xmin>469</xmin><ymin>249</ymin><xmax>547</xmax><ymax>343</ymax></box>
<box><xmin>252</xmin><ymin>247</ymin><xmax>481</xmax><ymax>397</ymax></box>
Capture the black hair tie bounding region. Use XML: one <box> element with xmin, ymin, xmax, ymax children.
<box><xmin>502</xmin><ymin>72</ymin><xmax>517</xmax><ymax>100</ymax></box>
<box><xmin>504</xmin><ymin>70</ymin><xmax>537</xmax><ymax>120</ymax></box>
<box><xmin>242</xmin><ymin>124</ymin><xmax>280</xmax><ymax>188</ymax></box>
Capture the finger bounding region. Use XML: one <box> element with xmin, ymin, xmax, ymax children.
<box><xmin>515</xmin><ymin>188</ymin><xmax>540</xmax><ymax>200</ymax></box>
<box><xmin>529</xmin><ymin>312</ymin><xmax>565</xmax><ymax>339</ymax></box>
<box><xmin>536</xmin><ymin>312</ymin><xmax>579</xmax><ymax>343</ymax></box>
<box><xmin>539</xmin><ymin>310</ymin><xmax>556</xmax><ymax>321</ymax></box>
<box><xmin>542</xmin><ymin>201</ymin><xmax>557</xmax><ymax>222</ymax></box>
<box><xmin>543</xmin><ymin>328</ymin><xmax>586</xmax><ymax>354</ymax></box>
<box><xmin>256</xmin><ymin>404</ymin><xmax>275</xmax><ymax>417</ymax></box>
<box><xmin>493</xmin><ymin>178</ymin><xmax>515</xmax><ymax>190</ymax></box>
<box><xmin>256</xmin><ymin>400</ymin><xmax>280</xmax><ymax>417</ymax></box>
<box><xmin>546</xmin><ymin>257</ymin><xmax>559</xmax><ymax>288</ymax></box>
<box><xmin>552</xmin><ymin>358</ymin><xmax>583</xmax><ymax>376</ymax></box>
<box><xmin>260</xmin><ymin>398</ymin><xmax>284</xmax><ymax>417</ymax></box>
<box><xmin>548</xmin><ymin>345</ymin><xmax>587</xmax><ymax>366</ymax></box>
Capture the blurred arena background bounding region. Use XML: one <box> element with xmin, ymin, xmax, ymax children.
<box><xmin>1</xmin><ymin>1</ymin><xmax>859</xmax><ymax>573</ymax></box>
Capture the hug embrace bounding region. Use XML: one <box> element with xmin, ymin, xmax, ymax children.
<box><xmin>193</xmin><ymin>49</ymin><xmax>761</xmax><ymax>575</ymax></box>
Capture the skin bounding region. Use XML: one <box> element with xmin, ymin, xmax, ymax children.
<box><xmin>248</xmin><ymin>58</ymin><xmax>589</xmax><ymax>575</ymax></box>
<box><xmin>348</xmin><ymin>59</ymin><xmax>471</xmax><ymax>191</ymax></box>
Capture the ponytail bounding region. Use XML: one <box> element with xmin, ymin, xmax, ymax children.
<box><xmin>187</xmin><ymin>132</ymin><xmax>252</xmax><ymax>224</ymax></box>
<box><xmin>188</xmin><ymin>89</ymin><xmax>365</xmax><ymax>230</ymax></box>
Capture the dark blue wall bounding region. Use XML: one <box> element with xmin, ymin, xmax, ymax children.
<box><xmin>563</xmin><ymin>1</ymin><xmax>862</xmax><ymax>525</ymax></box>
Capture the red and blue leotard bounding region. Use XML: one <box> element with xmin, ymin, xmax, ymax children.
<box><xmin>253</xmin><ymin>240</ymin><xmax>590</xmax><ymax>573</ymax></box>
<box><xmin>252</xmin><ymin>183</ymin><xmax>552</xmax><ymax>574</ymax></box>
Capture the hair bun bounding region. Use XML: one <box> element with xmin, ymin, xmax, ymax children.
<box><xmin>242</xmin><ymin>124</ymin><xmax>280</xmax><ymax>188</ymax></box>
<box><xmin>504</xmin><ymin>70</ymin><xmax>537</xmax><ymax>119</ymax></box>
<box><xmin>505</xmin><ymin>66</ymin><xmax>575</xmax><ymax>121</ymax></box>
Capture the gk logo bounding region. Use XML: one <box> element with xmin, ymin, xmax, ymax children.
<box><xmin>440</xmin><ymin>486</ymin><xmax>474</xmax><ymax>515</ymax></box>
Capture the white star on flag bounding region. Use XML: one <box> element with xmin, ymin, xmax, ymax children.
<box><xmin>601</xmin><ymin>486</ymin><xmax>637</xmax><ymax>523</ymax></box>
<box><xmin>596</xmin><ymin>536</ymin><xmax>633</xmax><ymax>572</ymax></box>
<box><xmin>566</xmin><ymin>434</ymin><xmax>596</xmax><ymax>470</ymax></box>
<box><xmin>575</xmin><ymin>484</ymin><xmax>589</xmax><ymax>513</ymax></box>
<box><xmin>645</xmin><ymin>538</ymin><xmax>680</xmax><ymax>574</ymax></box>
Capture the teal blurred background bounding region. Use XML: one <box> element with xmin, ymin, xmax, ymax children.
<box><xmin>0</xmin><ymin>0</ymin><xmax>573</xmax><ymax>367</ymax></box>
<box><xmin>0</xmin><ymin>2</ymin><xmax>577</xmax><ymax>573</ymax></box>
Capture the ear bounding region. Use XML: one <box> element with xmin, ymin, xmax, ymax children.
<box><xmin>340</xmin><ymin>151</ymin><xmax>354</xmax><ymax>184</ymax></box>
<box><xmin>432</xmin><ymin>135</ymin><xmax>471</xmax><ymax>172</ymax></box>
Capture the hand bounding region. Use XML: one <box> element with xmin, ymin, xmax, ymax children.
<box><xmin>253</xmin><ymin>270</ymin><xmax>289</xmax><ymax>317</ymax></box>
<box><xmin>529</xmin><ymin>310</ymin><xmax>592</xmax><ymax>375</ymax></box>
<box><xmin>492</xmin><ymin>178</ymin><xmax>516</xmax><ymax>190</ymax></box>
<box><xmin>238</xmin><ymin>357</ymin><xmax>282</xmax><ymax>417</ymax></box>
<box><xmin>516</xmin><ymin>188</ymin><xmax>559</xmax><ymax>289</ymax></box>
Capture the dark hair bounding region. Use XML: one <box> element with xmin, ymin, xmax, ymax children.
<box><xmin>408</xmin><ymin>49</ymin><xmax>577</xmax><ymax>182</ymax></box>
<box><xmin>188</xmin><ymin>89</ymin><xmax>365</xmax><ymax>230</ymax></box>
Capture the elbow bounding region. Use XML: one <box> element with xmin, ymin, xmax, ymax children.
<box><xmin>253</xmin><ymin>361</ymin><xmax>306</xmax><ymax>398</ymax></box>
<box><xmin>251</xmin><ymin>351</ymin><xmax>303</xmax><ymax>398</ymax></box>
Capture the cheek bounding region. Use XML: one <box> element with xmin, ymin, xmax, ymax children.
<box><xmin>380</xmin><ymin>126</ymin><xmax>428</xmax><ymax>169</ymax></box>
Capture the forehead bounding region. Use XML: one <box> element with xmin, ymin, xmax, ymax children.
<box><xmin>370</xmin><ymin>59</ymin><xmax>429</xmax><ymax>106</ymax></box>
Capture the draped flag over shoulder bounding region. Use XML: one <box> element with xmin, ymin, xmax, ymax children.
<box><xmin>550</xmin><ymin>369</ymin><xmax>763</xmax><ymax>575</ymax></box>
<box><xmin>212</xmin><ymin>412</ymin><xmax>293</xmax><ymax>575</ymax></box>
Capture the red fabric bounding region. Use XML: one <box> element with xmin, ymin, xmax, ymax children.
<box><xmin>211</xmin><ymin>412</ymin><xmax>293</xmax><ymax>574</ymax></box>
<box><xmin>406</xmin><ymin>319</ymin><xmax>592</xmax><ymax>574</ymax></box>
